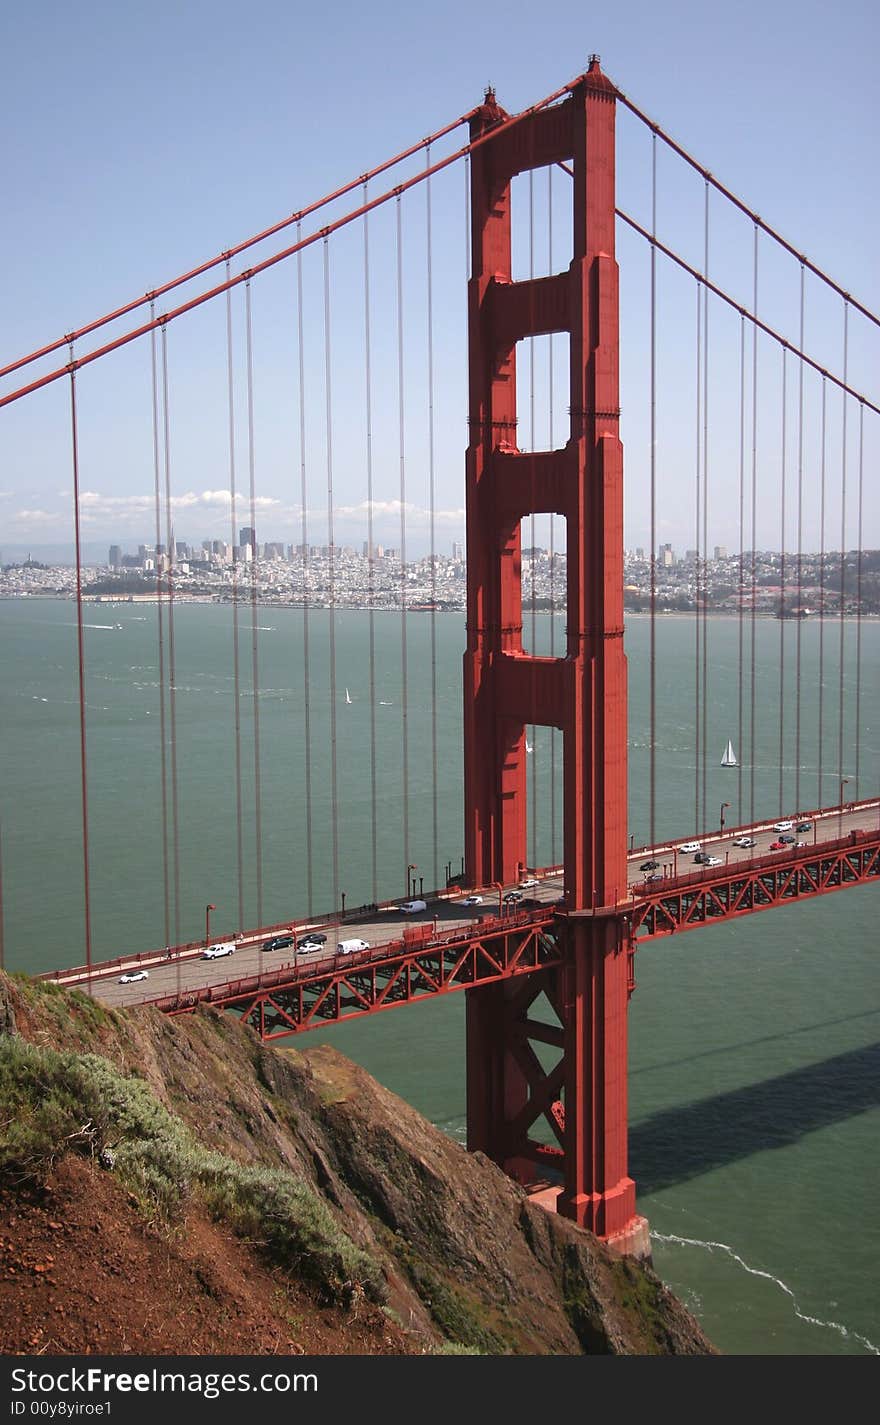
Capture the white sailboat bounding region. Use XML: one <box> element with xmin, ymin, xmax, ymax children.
<box><xmin>721</xmin><ymin>738</ymin><xmax>738</xmax><ymax>768</ymax></box>
<box><xmin>345</xmin><ymin>688</ymin><xmax>352</xmax><ymax>705</ymax></box>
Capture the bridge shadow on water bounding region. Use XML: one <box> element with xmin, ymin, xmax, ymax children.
<box><xmin>630</xmin><ymin>1041</ymin><xmax>880</xmax><ymax>1194</ymax></box>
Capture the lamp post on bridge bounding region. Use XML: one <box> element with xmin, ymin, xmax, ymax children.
<box><xmin>407</xmin><ymin>864</ymin><xmax>417</xmax><ymax>900</ymax></box>
<box><xmin>839</xmin><ymin>777</ymin><xmax>851</xmax><ymax>840</ymax></box>
<box><xmin>720</xmin><ymin>802</ymin><xmax>730</xmax><ymax>838</ymax></box>
<box><xmin>205</xmin><ymin>903</ymin><xmax>216</xmax><ymax>948</ymax></box>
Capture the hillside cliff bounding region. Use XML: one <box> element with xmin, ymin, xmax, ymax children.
<box><xmin>0</xmin><ymin>972</ymin><xmax>717</xmax><ymax>1355</ymax></box>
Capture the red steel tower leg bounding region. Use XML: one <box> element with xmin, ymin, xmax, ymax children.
<box><xmin>463</xmin><ymin>60</ymin><xmax>648</xmax><ymax>1255</ymax></box>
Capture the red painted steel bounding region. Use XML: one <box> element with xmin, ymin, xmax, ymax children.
<box><xmin>152</xmin><ymin>913</ymin><xmax>562</xmax><ymax>1035</ymax></box>
<box><xmin>462</xmin><ymin>59</ymin><xmax>637</xmax><ymax>1242</ymax></box>
<box><xmin>632</xmin><ymin>829</ymin><xmax>880</xmax><ymax>941</ymax></box>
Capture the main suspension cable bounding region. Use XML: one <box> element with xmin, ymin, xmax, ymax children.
<box><xmin>1</xmin><ymin>109</ymin><xmax>484</xmax><ymax>384</ymax></box>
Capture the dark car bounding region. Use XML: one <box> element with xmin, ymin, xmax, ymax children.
<box><xmin>796</xmin><ymin>821</ymin><xmax>812</xmax><ymax>833</ymax></box>
<box><xmin>778</xmin><ymin>834</ymin><xmax>795</xmax><ymax>845</ymax></box>
<box><xmin>693</xmin><ymin>852</ymin><xmax>706</xmax><ymax>863</ymax></box>
<box><xmin>503</xmin><ymin>891</ymin><xmax>524</xmax><ymax>905</ymax></box>
<box><xmin>296</xmin><ymin>931</ymin><xmax>328</xmax><ymax>951</ymax></box>
<box><xmin>518</xmin><ymin>896</ymin><xmax>542</xmax><ymax>909</ymax></box>
<box><xmin>640</xmin><ymin>859</ymin><xmax>659</xmax><ymax>871</ymax></box>
<box><xmin>644</xmin><ymin>872</ymin><xmax>663</xmax><ymax>883</ymax></box>
<box><xmin>262</xmin><ymin>933</ymin><xmax>294</xmax><ymax>952</ymax></box>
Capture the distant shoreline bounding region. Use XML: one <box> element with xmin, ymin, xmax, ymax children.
<box><xmin>0</xmin><ymin>593</ymin><xmax>876</xmax><ymax>621</ymax></box>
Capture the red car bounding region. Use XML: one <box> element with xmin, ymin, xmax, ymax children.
<box><xmin>769</xmin><ymin>839</ymin><xmax>786</xmax><ymax>850</ymax></box>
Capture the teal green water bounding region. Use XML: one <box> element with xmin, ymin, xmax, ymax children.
<box><xmin>1</xmin><ymin>598</ymin><xmax>878</xmax><ymax>1355</ymax></box>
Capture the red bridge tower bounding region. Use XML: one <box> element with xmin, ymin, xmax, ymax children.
<box><xmin>463</xmin><ymin>58</ymin><xmax>649</xmax><ymax>1256</ymax></box>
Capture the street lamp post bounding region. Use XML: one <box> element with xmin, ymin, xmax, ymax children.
<box><xmin>205</xmin><ymin>903</ymin><xmax>216</xmax><ymax>948</ymax></box>
<box><xmin>407</xmin><ymin>864</ymin><xmax>417</xmax><ymax>899</ymax></box>
<box><xmin>839</xmin><ymin>777</ymin><xmax>851</xmax><ymax>839</ymax></box>
<box><xmin>720</xmin><ymin>801</ymin><xmax>730</xmax><ymax>837</ymax></box>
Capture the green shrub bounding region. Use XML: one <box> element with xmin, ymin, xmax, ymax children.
<box><xmin>0</xmin><ymin>1038</ymin><xmax>383</xmax><ymax>1306</ymax></box>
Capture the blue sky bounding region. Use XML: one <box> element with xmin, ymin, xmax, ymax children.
<box><xmin>1</xmin><ymin>0</ymin><xmax>877</xmax><ymax>559</ymax></box>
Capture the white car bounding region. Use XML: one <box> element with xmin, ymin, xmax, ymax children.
<box><xmin>773</xmin><ymin>820</ymin><xmax>794</xmax><ymax>832</ymax></box>
<box><xmin>119</xmin><ymin>969</ymin><xmax>149</xmax><ymax>984</ymax></box>
<box><xmin>702</xmin><ymin>855</ymin><xmax>722</xmax><ymax>867</ymax></box>
<box><xmin>338</xmin><ymin>938</ymin><xmax>370</xmax><ymax>954</ymax></box>
<box><xmin>733</xmin><ymin>836</ymin><xmax>756</xmax><ymax>849</ymax></box>
<box><xmin>400</xmin><ymin>899</ymin><xmax>427</xmax><ymax>913</ymax></box>
<box><xmin>678</xmin><ymin>842</ymin><xmax>701</xmax><ymax>854</ymax></box>
<box><xmin>519</xmin><ymin>877</ymin><xmax>538</xmax><ymax>889</ymax></box>
<box><xmin>461</xmin><ymin>894</ymin><xmax>483</xmax><ymax>906</ymax></box>
<box><xmin>202</xmin><ymin>941</ymin><xmax>236</xmax><ymax>959</ymax></box>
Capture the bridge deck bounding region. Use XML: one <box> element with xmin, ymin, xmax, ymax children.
<box><xmin>44</xmin><ymin>799</ymin><xmax>879</xmax><ymax>1026</ymax></box>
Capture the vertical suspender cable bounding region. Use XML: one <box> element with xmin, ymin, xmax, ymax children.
<box><xmin>693</xmin><ymin>282</ymin><xmax>702</xmax><ymax>834</ymax></box>
<box><xmin>69</xmin><ymin>364</ymin><xmax>93</xmax><ymax>984</ymax></box>
<box><xmin>150</xmin><ymin>313</ymin><xmax>171</xmax><ymax>953</ymax></box>
<box><xmin>225</xmin><ymin>268</ymin><xmax>245</xmax><ymax>931</ymax></box>
<box><xmin>323</xmin><ymin>237</ymin><xmax>340</xmax><ymax>915</ymax></box>
<box><xmin>649</xmin><ymin>133</ymin><xmax>657</xmax><ymax>848</ymax></box>
<box><xmin>529</xmin><ymin>167</ymin><xmax>537</xmax><ymax>872</ymax></box>
<box><xmin>701</xmin><ymin>181</ymin><xmax>709</xmax><ymax>835</ymax></box>
<box><xmin>817</xmin><ymin>379</ymin><xmax>827</xmax><ymax>805</ymax></box>
<box><xmin>363</xmin><ymin>185</ymin><xmax>378</xmax><ymax>904</ymax></box>
<box><xmin>396</xmin><ymin>197</ymin><xmax>410</xmax><ymax>890</ymax></box>
<box><xmin>426</xmin><ymin>149</ymin><xmax>440</xmax><ymax>892</ymax></box>
<box><xmin>854</xmin><ymin>402</ymin><xmax>864</xmax><ymax>796</ymax></box>
<box><xmin>737</xmin><ymin>314</ymin><xmax>746</xmax><ymax>827</ymax></box>
<box><xmin>778</xmin><ymin>347</ymin><xmax>787</xmax><ymax>815</ymax></box>
<box><xmin>245</xmin><ymin>282</ymin><xmax>264</xmax><ymax>927</ymax></box>
<box><xmin>837</xmin><ymin>303</ymin><xmax>849</xmax><ymax>793</ymax></box>
<box><xmin>161</xmin><ymin>329</ymin><xmax>182</xmax><ymax>953</ymax></box>
<box><xmin>296</xmin><ymin>226</ymin><xmax>314</xmax><ymax>916</ymax></box>
<box><xmin>749</xmin><ymin>225</ymin><xmax>759</xmax><ymax>824</ymax></box>
<box><xmin>548</xmin><ymin>164</ymin><xmax>557</xmax><ymax>865</ymax></box>
<box><xmin>795</xmin><ymin>266</ymin><xmax>805</xmax><ymax>813</ymax></box>
<box><xmin>0</xmin><ymin>819</ymin><xmax>4</xmax><ymax>971</ymax></box>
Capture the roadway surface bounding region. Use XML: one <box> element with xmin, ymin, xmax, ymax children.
<box><xmin>50</xmin><ymin>799</ymin><xmax>879</xmax><ymax>1010</ymax></box>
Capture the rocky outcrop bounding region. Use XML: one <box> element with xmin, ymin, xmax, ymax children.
<box><xmin>0</xmin><ymin>972</ymin><xmax>717</xmax><ymax>1354</ymax></box>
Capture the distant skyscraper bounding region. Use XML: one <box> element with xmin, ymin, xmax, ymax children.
<box><xmin>452</xmin><ymin>541</ymin><xmax>463</xmax><ymax>560</ymax></box>
<box><xmin>108</xmin><ymin>545</ymin><xmax>121</xmax><ymax>568</ymax></box>
<box><xmin>659</xmin><ymin>543</ymin><xmax>674</xmax><ymax>567</ymax></box>
<box><xmin>239</xmin><ymin>526</ymin><xmax>256</xmax><ymax>550</ymax></box>
<box><xmin>714</xmin><ymin>545</ymin><xmax>728</xmax><ymax>561</ymax></box>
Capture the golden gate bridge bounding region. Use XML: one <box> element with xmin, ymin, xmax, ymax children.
<box><xmin>2</xmin><ymin>58</ymin><xmax>877</xmax><ymax>1257</ymax></box>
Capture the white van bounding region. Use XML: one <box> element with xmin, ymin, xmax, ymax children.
<box><xmin>338</xmin><ymin>938</ymin><xmax>369</xmax><ymax>955</ymax></box>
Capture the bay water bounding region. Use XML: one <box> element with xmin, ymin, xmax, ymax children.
<box><xmin>0</xmin><ymin>597</ymin><xmax>877</xmax><ymax>1355</ymax></box>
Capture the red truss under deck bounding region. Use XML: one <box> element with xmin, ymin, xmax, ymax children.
<box><xmin>152</xmin><ymin>912</ymin><xmax>561</xmax><ymax>1038</ymax></box>
<box><xmin>632</xmin><ymin>830</ymin><xmax>880</xmax><ymax>942</ymax></box>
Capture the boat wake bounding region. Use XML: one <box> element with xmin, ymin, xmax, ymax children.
<box><xmin>653</xmin><ymin>1231</ymin><xmax>879</xmax><ymax>1354</ymax></box>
